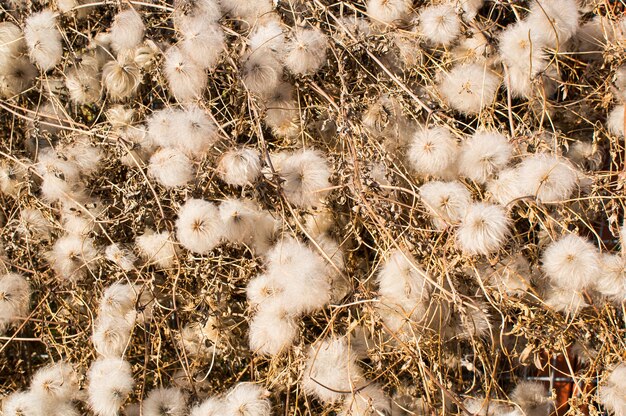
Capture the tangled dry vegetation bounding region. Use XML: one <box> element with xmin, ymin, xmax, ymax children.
<box><xmin>0</xmin><ymin>0</ymin><xmax>624</xmax><ymax>415</ymax></box>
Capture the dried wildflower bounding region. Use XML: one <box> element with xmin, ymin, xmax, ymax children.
<box><xmin>87</xmin><ymin>358</ymin><xmax>134</xmax><ymax>416</ymax></box>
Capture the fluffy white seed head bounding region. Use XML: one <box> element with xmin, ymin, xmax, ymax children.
<box><xmin>241</xmin><ymin>53</ymin><xmax>282</xmax><ymax>96</ymax></box>
<box><xmin>218</xmin><ymin>147</ymin><xmax>262</xmax><ymax>186</ymax></box>
<box><xmin>377</xmin><ymin>250</ymin><xmax>432</xmax><ymax>312</ymax></box>
<box><xmin>48</xmin><ymin>234</ymin><xmax>98</xmax><ymax>282</ymax></box>
<box><xmin>510</xmin><ymin>381</ymin><xmax>553</xmax><ymax>416</ymax></box>
<box><xmin>189</xmin><ymin>397</ymin><xmax>223</xmax><ymax>416</ymax></box>
<box><xmin>526</xmin><ymin>0</ymin><xmax>579</xmax><ymax>47</ymax></box>
<box><xmin>0</xmin><ymin>273</ymin><xmax>31</xmax><ymax>332</ymax></box>
<box><xmin>0</xmin><ymin>22</ymin><xmax>26</xmax><ymax>57</ymax></box>
<box><xmin>598</xmin><ymin>363</ymin><xmax>626</xmax><ymax>415</ymax></box>
<box><xmin>339</xmin><ymin>384</ymin><xmax>391</xmax><ymax>416</ymax></box>
<box><xmin>110</xmin><ymin>9</ymin><xmax>145</xmax><ymax>54</ymax></box>
<box><xmin>407</xmin><ymin>126</ymin><xmax>459</xmax><ymax>179</ymax></box>
<box><xmin>87</xmin><ymin>358</ymin><xmax>134</xmax><ymax>416</ymax></box>
<box><xmin>279</xmin><ymin>150</ymin><xmax>331</xmax><ymax>208</ymax></box>
<box><xmin>262</xmin><ymin>83</ymin><xmax>300</xmax><ymax>137</ymax></box>
<box><xmin>148</xmin><ymin>147</ymin><xmax>194</xmax><ymax>188</ymax></box>
<box><xmin>544</xmin><ymin>286</ymin><xmax>588</xmax><ymax>316</ymax></box>
<box><xmin>284</xmin><ymin>27</ymin><xmax>327</xmax><ymax>75</ymax></box>
<box><xmin>419</xmin><ymin>3</ymin><xmax>461</xmax><ymax>46</ymax></box>
<box><xmin>163</xmin><ymin>46</ymin><xmax>207</xmax><ymax>102</ymax></box>
<box><xmin>596</xmin><ymin>254</ymin><xmax>626</xmax><ymax>302</ymax></box>
<box><xmin>301</xmin><ymin>336</ymin><xmax>365</xmax><ymax>404</ymax></box>
<box><xmin>439</xmin><ymin>63</ymin><xmax>501</xmax><ymax>115</ymax></box>
<box><xmin>516</xmin><ymin>153</ymin><xmax>579</xmax><ymax>202</ymax></box>
<box><xmin>456</xmin><ymin>202</ymin><xmax>510</xmax><ymax>256</ymax></box>
<box><xmin>249</xmin><ymin>303</ymin><xmax>298</xmax><ymax>356</ymax></box>
<box><xmin>136</xmin><ymin>230</ymin><xmax>179</xmax><ymax>269</ymax></box>
<box><xmin>24</xmin><ymin>10</ymin><xmax>63</xmax><ymax>71</ymax></box>
<box><xmin>57</xmin><ymin>136</ymin><xmax>103</xmax><ymax>176</ymax></box>
<box><xmin>143</xmin><ymin>388</ymin><xmax>186</xmax><ymax>416</ymax></box>
<box><xmin>607</xmin><ymin>104</ymin><xmax>624</xmax><ymax>138</ymax></box>
<box><xmin>18</xmin><ymin>208</ymin><xmax>53</xmax><ymax>241</ymax></box>
<box><xmin>172</xmin><ymin>0</ymin><xmax>221</xmax><ymax>27</ymax></box>
<box><xmin>486</xmin><ymin>167</ymin><xmax>524</xmax><ymax>206</ymax></box>
<box><xmin>221</xmin><ymin>383</ymin><xmax>271</xmax><ymax>416</ymax></box>
<box><xmin>30</xmin><ymin>361</ymin><xmax>79</xmax><ymax>403</ymax></box>
<box><xmin>65</xmin><ymin>65</ymin><xmax>101</xmax><ymax>104</ymax></box>
<box><xmin>1</xmin><ymin>391</ymin><xmax>44</xmax><ymax>416</ymax></box>
<box><xmin>102</xmin><ymin>54</ymin><xmax>142</xmax><ymax>101</ymax></box>
<box><xmin>174</xmin><ymin>105</ymin><xmax>219</xmax><ymax>157</ymax></box>
<box><xmin>0</xmin><ymin>55</ymin><xmax>37</xmax><ymax>98</ymax></box>
<box><xmin>92</xmin><ymin>315</ymin><xmax>133</xmax><ymax>357</ymax></box>
<box><xmin>498</xmin><ymin>22</ymin><xmax>548</xmax><ymax>77</ymax></box>
<box><xmin>420</xmin><ymin>180</ymin><xmax>471</xmax><ymax>229</ymax></box>
<box><xmin>218</xmin><ymin>0</ymin><xmax>273</xmax><ymax>25</ymax></box>
<box><xmin>264</xmin><ymin>237</ymin><xmax>331</xmax><ymax>314</ymax></box>
<box><xmin>366</xmin><ymin>0</ymin><xmax>412</xmax><ymax>26</ymax></box>
<box><xmin>458</xmin><ymin>131</ymin><xmax>512</xmax><ymax>184</ymax></box>
<box><xmin>176</xmin><ymin>199</ymin><xmax>223</xmax><ymax>254</ymax></box>
<box><xmin>248</xmin><ymin>17</ymin><xmax>286</xmax><ymax>55</ymax></box>
<box><xmin>218</xmin><ymin>198</ymin><xmax>258</xmax><ymax>244</ymax></box>
<box><xmin>99</xmin><ymin>281</ymin><xmax>150</xmax><ymax>322</ymax></box>
<box><xmin>178</xmin><ymin>20</ymin><xmax>224</xmax><ymax>70</ymax></box>
<box><xmin>104</xmin><ymin>244</ymin><xmax>137</xmax><ymax>271</ymax></box>
<box><xmin>541</xmin><ymin>234</ymin><xmax>601</xmax><ymax>290</ymax></box>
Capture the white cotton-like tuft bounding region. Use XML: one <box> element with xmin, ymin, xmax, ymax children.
<box><xmin>18</xmin><ymin>208</ymin><xmax>53</xmax><ymax>241</ymax></box>
<box><xmin>163</xmin><ymin>46</ymin><xmax>207</xmax><ymax>102</ymax></box>
<box><xmin>516</xmin><ymin>153</ymin><xmax>579</xmax><ymax>203</ymax></box>
<box><xmin>377</xmin><ymin>250</ymin><xmax>432</xmax><ymax>313</ymax></box>
<box><xmin>262</xmin><ymin>83</ymin><xmax>300</xmax><ymax>138</ymax></box>
<box><xmin>143</xmin><ymin>388</ymin><xmax>186</xmax><ymax>416</ymax></box>
<box><xmin>456</xmin><ymin>202</ymin><xmax>510</xmax><ymax>256</ymax></box>
<box><xmin>439</xmin><ymin>63</ymin><xmax>501</xmax><ymax>115</ymax></box>
<box><xmin>456</xmin><ymin>0</ymin><xmax>484</xmax><ymax>20</ymax></box>
<box><xmin>110</xmin><ymin>9</ymin><xmax>145</xmax><ymax>54</ymax></box>
<box><xmin>99</xmin><ymin>281</ymin><xmax>152</xmax><ymax>323</ymax></box>
<box><xmin>339</xmin><ymin>384</ymin><xmax>391</xmax><ymax>416</ymax></box>
<box><xmin>0</xmin><ymin>273</ymin><xmax>31</xmax><ymax>332</ymax></box>
<box><xmin>541</xmin><ymin>234</ymin><xmax>601</xmax><ymax>290</ymax></box>
<box><xmin>24</xmin><ymin>10</ymin><xmax>63</xmax><ymax>71</ymax></box>
<box><xmin>249</xmin><ymin>303</ymin><xmax>298</xmax><ymax>356</ymax></box>
<box><xmin>218</xmin><ymin>198</ymin><xmax>259</xmax><ymax>244</ymax></box>
<box><xmin>486</xmin><ymin>167</ymin><xmax>524</xmax><ymax>206</ymax></box>
<box><xmin>241</xmin><ymin>53</ymin><xmax>282</xmax><ymax>96</ymax></box>
<box><xmin>407</xmin><ymin>126</ymin><xmax>459</xmax><ymax>179</ymax></box>
<box><xmin>92</xmin><ymin>315</ymin><xmax>133</xmax><ymax>357</ymax></box>
<box><xmin>148</xmin><ymin>147</ymin><xmax>194</xmax><ymax>188</ymax></box>
<box><xmin>607</xmin><ymin>104</ymin><xmax>624</xmax><ymax>138</ymax></box>
<box><xmin>57</xmin><ymin>136</ymin><xmax>103</xmax><ymax>176</ymax></box>
<box><xmin>218</xmin><ymin>0</ymin><xmax>273</xmax><ymax>25</ymax></box>
<box><xmin>264</xmin><ymin>237</ymin><xmax>332</xmax><ymax>314</ymax></box>
<box><xmin>174</xmin><ymin>105</ymin><xmax>219</xmax><ymax>157</ymax></box>
<box><xmin>173</xmin><ymin>0</ymin><xmax>221</xmax><ymax>27</ymax></box>
<box><xmin>248</xmin><ymin>17</ymin><xmax>286</xmax><ymax>55</ymax></box>
<box><xmin>1</xmin><ymin>391</ymin><xmax>44</xmax><ymax>416</ymax></box>
<box><xmin>102</xmin><ymin>54</ymin><xmax>142</xmax><ymax>101</ymax></box>
<box><xmin>30</xmin><ymin>361</ymin><xmax>79</xmax><ymax>403</ymax></box>
<box><xmin>279</xmin><ymin>149</ymin><xmax>331</xmax><ymax>208</ymax></box>
<box><xmin>218</xmin><ymin>147</ymin><xmax>262</xmax><ymax>186</ymax></box>
<box><xmin>526</xmin><ymin>0</ymin><xmax>579</xmax><ymax>47</ymax></box>
<box><xmin>87</xmin><ymin>358</ymin><xmax>134</xmax><ymax>416</ymax></box>
<box><xmin>176</xmin><ymin>198</ymin><xmax>223</xmax><ymax>254</ymax></box>
<box><xmin>0</xmin><ymin>22</ymin><xmax>26</xmax><ymax>57</ymax></box>
<box><xmin>544</xmin><ymin>287</ymin><xmax>588</xmax><ymax>316</ymax></box>
<box><xmin>458</xmin><ymin>131</ymin><xmax>512</xmax><ymax>184</ymax></box>
<box><xmin>284</xmin><ymin>27</ymin><xmax>327</xmax><ymax>76</ymax></box>
<box><xmin>104</xmin><ymin>244</ymin><xmax>137</xmax><ymax>271</ymax></box>
<box><xmin>598</xmin><ymin>363</ymin><xmax>626</xmax><ymax>415</ymax></box>
<box><xmin>0</xmin><ymin>55</ymin><xmax>37</xmax><ymax>98</ymax></box>
<box><xmin>48</xmin><ymin>234</ymin><xmax>98</xmax><ymax>281</ymax></box>
<box><xmin>418</xmin><ymin>3</ymin><xmax>461</xmax><ymax>46</ymax></box>
<box><xmin>596</xmin><ymin>254</ymin><xmax>626</xmax><ymax>303</ymax></box>
<box><xmin>420</xmin><ymin>180</ymin><xmax>471</xmax><ymax>229</ymax></box>
<box><xmin>221</xmin><ymin>383</ymin><xmax>271</xmax><ymax>416</ymax></box>
<box><xmin>301</xmin><ymin>336</ymin><xmax>365</xmax><ymax>404</ymax></box>
<box><xmin>0</xmin><ymin>160</ymin><xmax>27</xmax><ymax>197</ymax></box>
<box><xmin>510</xmin><ymin>381</ymin><xmax>553</xmax><ymax>416</ymax></box>
<box><xmin>366</xmin><ymin>0</ymin><xmax>412</xmax><ymax>26</ymax></box>
<box><xmin>65</xmin><ymin>64</ymin><xmax>101</xmax><ymax>105</ymax></box>
<box><xmin>189</xmin><ymin>397</ymin><xmax>222</xmax><ymax>416</ymax></box>
<box><xmin>178</xmin><ymin>20</ymin><xmax>224</xmax><ymax>70</ymax></box>
<box><xmin>136</xmin><ymin>230</ymin><xmax>179</xmax><ymax>269</ymax></box>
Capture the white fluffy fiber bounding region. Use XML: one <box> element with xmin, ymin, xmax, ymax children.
<box><xmin>110</xmin><ymin>9</ymin><xmax>145</xmax><ymax>54</ymax></box>
<box><xmin>218</xmin><ymin>147</ymin><xmax>262</xmax><ymax>186</ymax></box>
<box><xmin>439</xmin><ymin>63</ymin><xmax>501</xmax><ymax>115</ymax></box>
<box><xmin>178</xmin><ymin>19</ymin><xmax>224</xmax><ymax>70</ymax></box>
<box><xmin>458</xmin><ymin>131</ymin><xmax>512</xmax><ymax>183</ymax></box>
<box><xmin>92</xmin><ymin>315</ymin><xmax>132</xmax><ymax>357</ymax></box>
<box><xmin>607</xmin><ymin>104</ymin><xmax>624</xmax><ymax>138</ymax></box>
<box><xmin>377</xmin><ymin>250</ymin><xmax>432</xmax><ymax>310</ymax></box>
<box><xmin>541</xmin><ymin>234</ymin><xmax>601</xmax><ymax>290</ymax></box>
<box><xmin>526</xmin><ymin>0</ymin><xmax>579</xmax><ymax>47</ymax></box>
<box><xmin>143</xmin><ymin>387</ymin><xmax>186</xmax><ymax>416</ymax></box>
<box><xmin>420</xmin><ymin>180</ymin><xmax>472</xmax><ymax>229</ymax></box>
<box><xmin>456</xmin><ymin>202</ymin><xmax>510</xmax><ymax>256</ymax></box>
<box><xmin>408</xmin><ymin>126</ymin><xmax>459</xmax><ymax>178</ymax></box>
<box><xmin>598</xmin><ymin>363</ymin><xmax>626</xmax><ymax>415</ymax></box>
<box><xmin>515</xmin><ymin>153</ymin><xmax>579</xmax><ymax>203</ymax></box>
<box><xmin>221</xmin><ymin>383</ymin><xmax>271</xmax><ymax>416</ymax></box>
<box><xmin>248</xmin><ymin>303</ymin><xmax>298</xmax><ymax>356</ymax></box>
<box><xmin>135</xmin><ymin>230</ymin><xmax>179</xmax><ymax>269</ymax></box>
<box><xmin>301</xmin><ymin>336</ymin><xmax>365</xmax><ymax>404</ymax></box>
<box><xmin>30</xmin><ymin>361</ymin><xmax>79</xmax><ymax>402</ymax></box>
<box><xmin>279</xmin><ymin>149</ymin><xmax>331</xmax><ymax>208</ymax></box>
<box><xmin>284</xmin><ymin>27</ymin><xmax>327</xmax><ymax>75</ymax></box>
<box><xmin>87</xmin><ymin>358</ymin><xmax>134</xmax><ymax>416</ymax></box>
<box><xmin>148</xmin><ymin>147</ymin><xmax>194</xmax><ymax>188</ymax></box>
<box><xmin>163</xmin><ymin>45</ymin><xmax>207</xmax><ymax>102</ymax></box>
<box><xmin>48</xmin><ymin>234</ymin><xmax>98</xmax><ymax>281</ymax></box>
<box><xmin>419</xmin><ymin>3</ymin><xmax>461</xmax><ymax>46</ymax></box>
<box><xmin>24</xmin><ymin>9</ymin><xmax>63</xmax><ymax>71</ymax></box>
<box><xmin>366</xmin><ymin>0</ymin><xmax>412</xmax><ymax>26</ymax></box>
<box><xmin>339</xmin><ymin>384</ymin><xmax>391</xmax><ymax>416</ymax></box>
<box><xmin>0</xmin><ymin>273</ymin><xmax>31</xmax><ymax>332</ymax></box>
<box><xmin>176</xmin><ymin>198</ymin><xmax>222</xmax><ymax>254</ymax></box>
